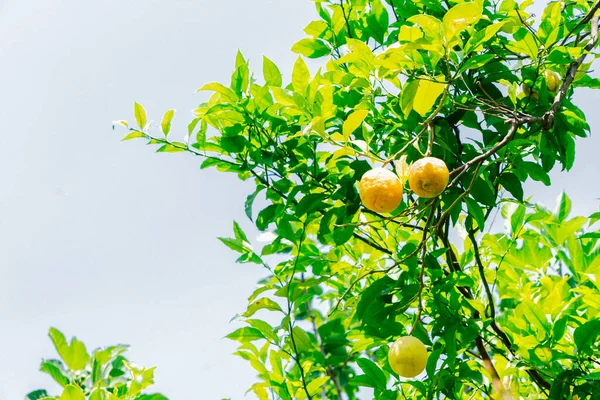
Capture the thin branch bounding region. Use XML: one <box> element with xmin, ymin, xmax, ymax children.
<box><xmin>449</xmin><ymin>122</ymin><xmax>518</xmax><ymax>184</ymax></box>
<box><xmin>286</xmin><ymin>230</ymin><xmax>312</xmax><ymax>400</ymax></box>
<box><xmin>425</xmin><ymin>124</ymin><xmax>435</xmax><ymax>157</ymax></box>
<box><xmin>307</xmin><ymin>301</ymin><xmax>343</xmax><ymax>399</ymax></box>
<box><xmin>474</xmin><ymin>337</ymin><xmax>507</xmax><ymax>397</ymax></box>
<box><xmin>340</xmin><ymin>0</ymin><xmax>354</xmax><ymax>39</ymax></box>
<box><xmin>543</xmin><ymin>9</ymin><xmax>600</xmax><ymax>129</ymax></box>
<box><xmin>560</xmin><ymin>1</ymin><xmax>600</xmax><ymax>47</ymax></box>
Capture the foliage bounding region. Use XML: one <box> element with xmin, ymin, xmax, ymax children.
<box><xmin>114</xmin><ymin>0</ymin><xmax>600</xmax><ymax>398</ymax></box>
<box><xmin>26</xmin><ymin>328</ymin><xmax>168</xmax><ymax>400</ymax></box>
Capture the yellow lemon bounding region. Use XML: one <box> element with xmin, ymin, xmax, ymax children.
<box><xmin>358</xmin><ymin>167</ymin><xmax>403</xmax><ymax>213</ymax></box>
<box><xmin>408</xmin><ymin>157</ymin><xmax>449</xmax><ymax>198</ymax></box>
<box><xmin>544</xmin><ymin>70</ymin><xmax>560</xmax><ymax>93</ymax></box>
<box><xmin>388</xmin><ymin>336</ymin><xmax>428</xmax><ymax>378</ymax></box>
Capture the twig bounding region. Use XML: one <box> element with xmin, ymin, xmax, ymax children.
<box><xmin>383</xmin><ymin>86</ymin><xmax>449</xmax><ymax>165</ymax></box>
<box><xmin>286</xmin><ymin>230</ymin><xmax>312</xmax><ymax>400</ymax></box>
<box><xmin>340</xmin><ymin>0</ymin><xmax>354</xmax><ymax>39</ymax></box>
<box><xmin>559</xmin><ymin>1</ymin><xmax>600</xmax><ymax>47</ymax></box>
<box><xmin>449</xmin><ymin>122</ymin><xmax>518</xmax><ymax>184</ymax></box>
<box><xmin>425</xmin><ymin>124</ymin><xmax>435</xmax><ymax>157</ymax></box>
<box><xmin>543</xmin><ymin>9</ymin><xmax>600</xmax><ymax>130</ymax></box>
<box><xmin>307</xmin><ymin>301</ymin><xmax>343</xmax><ymax>399</ymax></box>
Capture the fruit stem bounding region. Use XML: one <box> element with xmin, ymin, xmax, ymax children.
<box><xmin>425</xmin><ymin>124</ymin><xmax>435</xmax><ymax>157</ymax></box>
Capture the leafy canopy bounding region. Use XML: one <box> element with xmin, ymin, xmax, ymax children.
<box><xmin>114</xmin><ymin>0</ymin><xmax>600</xmax><ymax>398</ymax></box>
<box><xmin>26</xmin><ymin>328</ymin><xmax>168</xmax><ymax>400</ymax></box>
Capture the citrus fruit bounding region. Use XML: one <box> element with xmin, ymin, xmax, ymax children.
<box><xmin>358</xmin><ymin>167</ymin><xmax>403</xmax><ymax>213</ymax></box>
<box><xmin>544</xmin><ymin>70</ymin><xmax>560</xmax><ymax>93</ymax></box>
<box><xmin>522</xmin><ymin>83</ymin><xmax>539</xmax><ymax>101</ymax></box>
<box><xmin>388</xmin><ymin>336</ymin><xmax>428</xmax><ymax>378</ymax></box>
<box><xmin>408</xmin><ymin>157</ymin><xmax>449</xmax><ymax>198</ymax></box>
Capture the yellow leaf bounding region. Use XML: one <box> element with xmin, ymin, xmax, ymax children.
<box><xmin>413</xmin><ymin>78</ymin><xmax>447</xmax><ymax>117</ymax></box>
<box><xmin>399</xmin><ymin>25</ymin><xmax>423</xmax><ymax>42</ymax></box>
<box><xmin>197</xmin><ymin>82</ymin><xmax>238</xmax><ymax>102</ymax></box>
<box><xmin>395</xmin><ymin>155</ymin><xmax>411</xmax><ymax>185</ymax></box>
<box><xmin>343</xmin><ymin>109</ymin><xmax>369</xmax><ymax>140</ymax></box>
<box><xmin>443</xmin><ymin>2</ymin><xmax>483</xmax><ymax>44</ymax></box>
<box><xmin>408</xmin><ymin>15</ymin><xmax>442</xmax><ymax>40</ymax></box>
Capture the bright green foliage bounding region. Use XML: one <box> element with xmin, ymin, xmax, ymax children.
<box><xmin>26</xmin><ymin>329</ymin><xmax>167</xmax><ymax>400</ymax></box>
<box><xmin>114</xmin><ymin>0</ymin><xmax>600</xmax><ymax>398</ymax></box>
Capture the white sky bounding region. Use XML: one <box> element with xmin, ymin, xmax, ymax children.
<box><xmin>0</xmin><ymin>1</ymin><xmax>598</xmax><ymax>400</ymax></box>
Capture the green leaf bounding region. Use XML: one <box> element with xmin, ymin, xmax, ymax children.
<box><xmin>581</xmin><ymin>372</ymin><xmax>600</xmax><ymax>381</ymax></box>
<box><xmin>26</xmin><ymin>390</ymin><xmax>49</xmax><ymax>400</ymax></box>
<box><xmin>233</xmin><ymin>221</ymin><xmax>249</xmax><ymax>242</ymax></box>
<box><xmin>121</xmin><ymin>130</ymin><xmax>146</xmax><ymax>141</ymax></box>
<box><xmin>263</xmin><ymin>56</ymin><xmax>282</xmax><ymax>87</ymax></box>
<box><xmin>465</xmin><ymin>21</ymin><xmax>506</xmax><ymax>53</ymax></box>
<box><xmin>459</xmin><ymin>54</ymin><xmax>495</xmax><ymax>74</ymax></box>
<box><xmin>574</xmin><ymin>319</ymin><xmax>600</xmax><ymax>355</ymax></box>
<box><xmin>134</xmin><ymin>102</ymin><xmax>147</xmax><ymax>130</ymax></box>
<box><xmin>349</xmin><ymin>374</ymin><xmax>378</xmax><ymax>389</ymax></box>
<box><xmin>231</xmin><ymin>50</ymin><xmax>250</xmax><ymax>95</ymax></box>
<box><xmin>197</xmin><ymin>82</ymin><xmax>238</xmax><ymax>102</ymax></box>
<box><xmin>401</xmin><ymin>80</ymin><xmax>420</xmax><ymax>117</ymax></box>
<box><xmin>356</xmin><ymin>358</ymin><xmax>387</xmax><ymax>392</ymax></box>
<box><xmin>343</xmin><ymin>110</ymin><xmax>369</xmax><ymax>140</ymax></box>
<box><xmin>226</xmin><ymin>327</ymin><xmax>265</xmax><ymax>342</ymax></box>
<box><xmin>443</xmin><ymin>2</ymin><xmax>483</xmax><ymax>44</ymax></box>
<box><xmin>48</xmin><ymin>328</ymin><xmax>91</xmax><ymax>371</ymax></box>
<box><xmin>40</xmin><ymin>360</ymin><xmax>70</xmax><ymax>387</ymax></box>
<box><xmin>502</xmin><ymin>202</ymin><xmax>525</xmax><ymax>237</ymax></box>
<box><xmin>292</xmin><ymin>57</ymin><xmax>310</xmax><ymax>93</ymax></box>
<box><xmin>246</xmin><ymin>319</ymin><xmax>279</xmax><ymax>343</ymax></box>
<box><xmin>156</xmin><ymin>143</ymin><xmax>186</xmax><ymax>153</ymax></box>
<box><xmin>60</xmin><ymin>385</ymin><xmax>86</xmax><ymax>400</ymax></box>
<box><xmin>465</xmin><ymin>198</ymin><xmax>485</xmax><ymax>230</ymax></box>
<box><xmin>136</xmin><ymin>395</ymin><xmax>169</xmax><ymax>400</ymax></box>
<box><xmin>243</xmin><ymin>298</ymin><xmax>283</xmax><ymax>317</ymax></box>
<box><xmin>89</xmin><ymin>389</ymin><xmax>109</xmax><ymax>400</ymax></box>
<box><xmin>291</xmin><ymin>38</ymin><xmax>330</xmax><ymax>58</ymax></box>
<box><xmin>305</xmin><ymin>376</ymin><xmax>330</xmax><ymax>397</ymax></box>
<box><xmin>499</xmin><ymin>172</ymin><xmax>523</xmax><ymax>201</ymax></box>
<box><xmin>244</xmin><ymin>187</ymin><xmax>263</xmax><ymax>222</ymax></box>
<box><xmin>160</xmin><ymin>110</ymin><xmax>175</xmax><ymax>137</ymax></box>
<box><xmin>506</xmin><ymin>28</ymin><xmax>539</xmax><ymax>59</ymax></box>
<box><xmin>218</xmin><ymin>237</ymin><xmax>253</xmax><ymax>254</ymax></box>
<box><xmin>291</xmin><ymin>327</ymin><xmax>312</xmax><ymax>352</ymax></box>
<box><xmin>413</xmin><ymin>79</ymin><xmax>446</xmax><ymax>117</ymax></box>
<box><xmin>554</xmin><ymin>192</ymin><xmax>571</xmax><ymax>222</ymax></box>
<box><xmin>135</xmin><ymin>395</ymin><xmax>169</xmax><ymax>400</ymax></box>
<box><xmin>521</xmin><ymin>161</ymin><xmax>551</xmax><ymax>185</ymax></box>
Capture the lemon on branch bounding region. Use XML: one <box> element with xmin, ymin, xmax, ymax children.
<box><xmin>544</xmin><ymin>70</ymin><xmax>560</xmax><ymax>93</ymax></box>
<box><xmin>408</xmin><ymin>157</ymin><xmax>449</xmax><ymax>198</ymax></box>
<box><xmin>358</xmin><ymin>167</ymin><xmax>403</xmax><ymax>213</ymax></box>
<box><xmin>388</xmin><ymin>336</ymin><xmax>428</xmax><ymax>378</ymax></box>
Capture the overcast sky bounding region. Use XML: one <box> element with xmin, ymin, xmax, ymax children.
<box><xmin>0</xmin><ymin>1</ymin><xmax>598</xmax><ymax>400</ymax></box>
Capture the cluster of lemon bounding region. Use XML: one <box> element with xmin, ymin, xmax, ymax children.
<box><xmin>355</xmin><ymin>72</ymin><xmax>562</xmax><ymax>381</ymax></box>
<box><xmin>358</xmin><ymin>156</ymin><xmax>449</xmax><ymax>214</ymax></box>
<box><xmin>357</xmin><ymin>157</ymin><xmax>449</xmax><ymax>378</ymax></box>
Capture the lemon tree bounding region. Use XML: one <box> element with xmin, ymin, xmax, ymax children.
<box><xmin>114</xmin><ymin>0</ymin><xmax>600</xmax><ymax>398</ymax></box>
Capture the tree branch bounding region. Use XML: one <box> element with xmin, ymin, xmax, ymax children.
<box><xmin>543</xmin><ymin>8</ymin><xmax>600</xmax><ymax>130</ymax></box>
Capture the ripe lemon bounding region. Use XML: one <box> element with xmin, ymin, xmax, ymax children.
<box><xmin>358</xmin><ymin>167</ymin><xmax>403</xmax><ymax>213</ymax></box>
<box><xmin>544</xmin><ymin>70</ymin><xmax>560</xmax><ymax>93</ymax></box>
<box><xmin>388</xmin><ymin>336</ymin><xmax>428</xmax><ymax>378</ymax></box>
<box><xmin>408</xmin><ymin>157</ymin><xmax>449</xmax><ymax>198</ymax></box>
